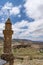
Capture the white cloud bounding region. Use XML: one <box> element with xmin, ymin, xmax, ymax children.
<box><xmin>12</xmin><ymin>19</ymin><xmax>43</xmax><ymax>41</ymax></box>
<box><xmin>13</xmin><ymin>20</ymin><xmax>29</xmax><ymax>28</ymax></box>
<box><xmin>16</xmin><ymin>0</ymin><xmax>43</xmax><ymax>41</ymax></box>
<box><xmin>24</xmin><ymin>0</ymin><xmax>43</xmax><ymax>20</ymax></box>
<box><xmin>0</xmin><ymin>2</ymin><xmax>20</xmax><ymax>17</ymax></box>
<box><xmin>18</xmin><ymin>14</ymin><xmax>21</xmax><ymax>17</ymax></box>
<box><xmin>0</xmin><ymin>1</ymin><xmax>43</xmax><ymax>41</ymax></box>
<box><xmin>0</xmin><ymin>23</ymin><xmax>5</xmax><ymax>37</ymax></box>
<box><xmin>2</xmin><ymin>2</ymin><xmax>13</xmax><ymax>10</ymax></box>
<box><xmin>10</xmin><ymin>7</ymin><xmax>20</xmax><ymax>15</ymax></box>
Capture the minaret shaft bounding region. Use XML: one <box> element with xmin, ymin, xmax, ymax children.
<box><xmin>3</xmin><ymin>30</ymin><xmax>13</xmax><ymax>54</ymax></box>
<box><xmin>1</xmin><ymin>18</ymin><xmax>14</xmax><ymax>63</ymax></box>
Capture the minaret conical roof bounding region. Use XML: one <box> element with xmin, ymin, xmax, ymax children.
<box><xmin>5</xmin><ymin>18</ymin><xmax>12</xmax><ymax>24</ymax></box>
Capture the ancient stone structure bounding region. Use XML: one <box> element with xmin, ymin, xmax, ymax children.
<box><xmin>1</xmin><ymin>18</ymin><xmax>14</xmax><ymax>65</ymax></box>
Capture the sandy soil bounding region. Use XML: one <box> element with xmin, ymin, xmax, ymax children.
<box><xmin>14</xmin><ymin>59</ymin><xmax>43</xmax><ymax>65</ymax></box>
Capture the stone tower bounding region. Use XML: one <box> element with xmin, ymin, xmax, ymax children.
<box><xmin>1</xmin><ymin>18</ymin><xmax>14</xmax><ymax>65</ymax></box>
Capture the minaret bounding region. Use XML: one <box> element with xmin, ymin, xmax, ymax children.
<box><xmin>1</xmin><ymin>18</ymin><xmax>14</xmax><ymax>65</ymax></box>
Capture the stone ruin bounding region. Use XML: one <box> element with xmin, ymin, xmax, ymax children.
<box><xmin>1</xmin><ymin>18</ymin><xmax>14</xmax><ymax>65</ymax></box>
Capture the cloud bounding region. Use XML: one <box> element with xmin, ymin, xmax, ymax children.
<box><xmin>2</xmin><ymin>2</ymin><xmax>13</xmax><ymax>10</ymax></box>
<box><xmin>0</xmin><ymin>2</ymin><xmax>20</xmax><ymax>18</ymax></box>
<box><xmin>0</xmin><ymin>0</ymin><xmax>43</xmax><ymax>41</ymax></box>
<box><xmin>12</xmin><ymin>19</ymin><xmax>43</xmax><ymax>41</ymax></box>
<box><xmin>12</xmin><ymin>20</ymin><xmax>29</xmax><ymax>39</ymax></box>
<box><xmin>24</xmin><ymin>0</ymin><xmax>43</xmax><ymax>20</ymax></box>
<box><xmin>16</xmin><ymin>0</ymin><xmax>43</xmax><ymax>41</ymax></box>
<box><xmin>0</xmin><ymin>23</ymin><xmax>4</xmax><ymax>37</ymax></box>
<box><xmin>13</xmin><ymin>20</ymin><xmax>29</xmax><ymax>28</ymax></box>
<box><xmin>0</xmin><ymin>2</ymin><xmax>20</xmax><ymax>23</ymax></box>
<box><xmin>10</xmin><ymin>7</ymin><xmax>20</xmax><ymax>15</ymax></box>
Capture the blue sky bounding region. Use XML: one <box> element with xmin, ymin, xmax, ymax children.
<box><xmin>0</xmin><ymin>0</ymin><xmax>43</xmax><ymax>41</ymax></box>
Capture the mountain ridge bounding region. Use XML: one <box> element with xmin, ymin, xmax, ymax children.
<box><xmin>0</xmin><ymin>37</ymin><xmax>43</xmax><ymax>45</ymax></box>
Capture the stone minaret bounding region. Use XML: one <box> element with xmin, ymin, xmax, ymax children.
<box><xmin>1</xmin><ymin>18</ymin><xmax>14</xmax><ymax>65</ymax></box>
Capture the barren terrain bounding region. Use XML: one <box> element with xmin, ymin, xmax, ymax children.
<box><xmin>0</xmin><ymin>39</ymin><xmax>43</xmax><ymax>65</ymax></box>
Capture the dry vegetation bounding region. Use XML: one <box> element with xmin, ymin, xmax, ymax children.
<box><xmin>0</xmin><ymin>41</ymin><xmax>43</xmax><ymax>65</ymax></box>
<box><xmin>12</xmin><ymin>46</ymin><xmax>43</xmax><ymax>65</ymax></box>
<box><xmin>13</xmin><ymin>47</ymin><xmax>43</xmax><ymax>58</ymax></box>
<box><xmin>13</xmin><ymin>59</ymin><xmax>43</xmax><ymax>65</ymax></box>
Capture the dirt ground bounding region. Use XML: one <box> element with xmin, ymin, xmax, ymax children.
<box><xmin>4</xmin><ymin>59</ymin><xmax>43</xmax><ymax>65</ymax></box>
<box><xmin>14</xmin><ymin>59</ymin><xmax>43</xmax><ymax>65</ymax></box>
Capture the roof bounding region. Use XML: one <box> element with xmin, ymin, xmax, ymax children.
<box><xmin>5</xmin><ymin>18</ymin><xmax>12</xmax><ymax>24</ymax></box>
